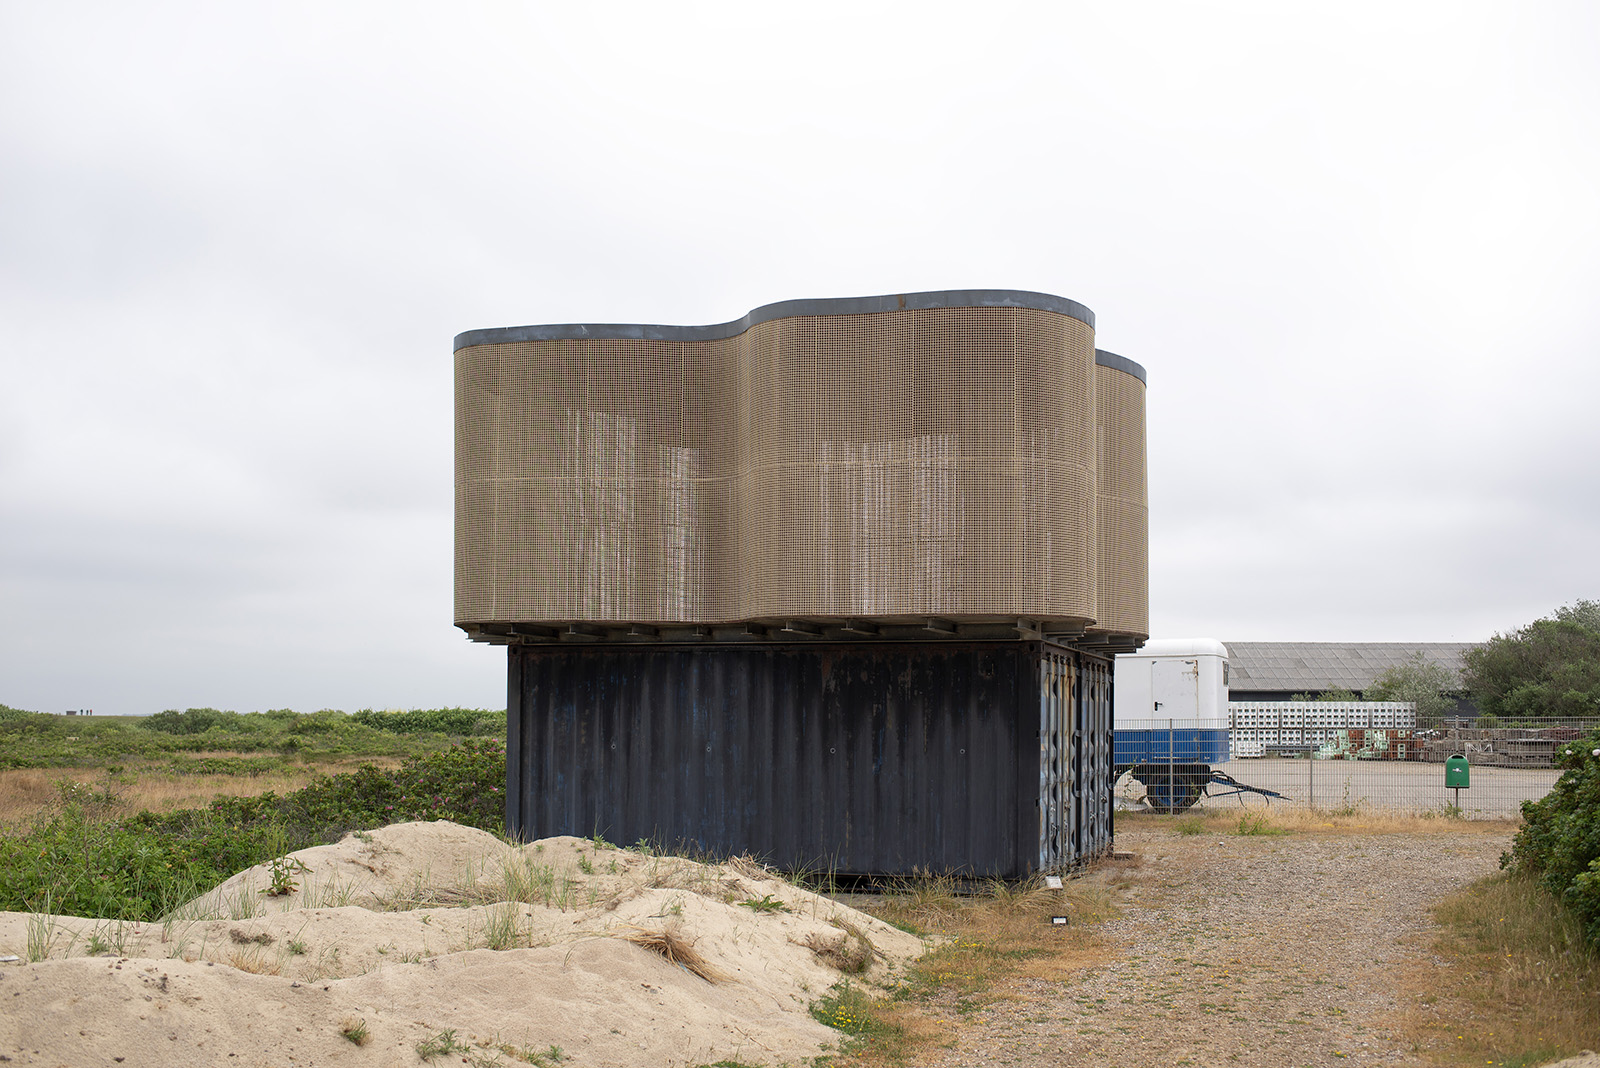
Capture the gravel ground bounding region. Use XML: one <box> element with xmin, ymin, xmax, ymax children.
<box><xmin>916</xmin><ymin>824</ymin><xmax>1514</xmax><ymax>1068</ymax></box>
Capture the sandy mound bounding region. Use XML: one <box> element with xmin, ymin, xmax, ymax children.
<box><xmin>0</xmin><ymin>821</ymin><xmax>924</xmax><ymax>1067</ymax></box>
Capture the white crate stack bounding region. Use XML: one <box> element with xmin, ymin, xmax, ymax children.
<box><xmin>1228</xmin><ymin>702</ymin><xmax>1416</xmax><ymax>757</ymax></box>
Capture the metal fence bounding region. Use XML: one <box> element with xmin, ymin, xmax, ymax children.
<box><xmin>1115</xmin><ymin>715</ymin><xmax>1597</xmax><ymax>819</ymax></box>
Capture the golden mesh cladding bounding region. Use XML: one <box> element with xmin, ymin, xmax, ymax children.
<box><xmin>455</xmin><ymin>290</ymin><xmax>1144</xmax><ymax>634</ymax></box>
<box><xmin>1089</xmin><ymin>353</ymin><xmax>1149</xmax><ymax>641</ymax></box>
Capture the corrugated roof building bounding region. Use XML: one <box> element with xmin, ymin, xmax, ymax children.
<box><xmin>1224</xmin><ymin>642</ymin><xmax>1475</xmax><ymax>701</ymax></box>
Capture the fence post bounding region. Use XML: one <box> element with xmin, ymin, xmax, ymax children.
<box><xmin>1168</xmin><ymin>718</ymin><xmax>1175</xmax><ymax>802</ymax></box>
<box><xmin>1308</xmin><ymin>747</ymin><xmax>1314</xmax><ymax>809</ymax></box>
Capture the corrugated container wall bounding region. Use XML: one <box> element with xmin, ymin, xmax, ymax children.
<box><xmin>506</xmin><ymin>640</ymin><xmax>1114</xmax><ymax>877</ymax></box>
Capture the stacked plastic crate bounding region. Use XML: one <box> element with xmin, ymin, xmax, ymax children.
<box><xmin>1229</xmin><ymin>702</ymin><xmax>1416</xmax><ymax>757</ymax></box>
<box><xmin>1231</xmin><ymin>704</ymin><xmax>1270</xmax><ymax>756</ymax></box>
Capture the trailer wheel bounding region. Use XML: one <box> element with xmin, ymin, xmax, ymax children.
<box><xmin>1127</xmin><ymin>763</ymin><xmax>1210</xmax><ymax>814</ymax></box>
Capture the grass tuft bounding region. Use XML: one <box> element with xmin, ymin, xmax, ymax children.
<box><xmin>483</xmin><ymin>901</ymin><xmax>526</xmax><ymax>951</ymax></box>
<box><xmin>416</xmin><ymin>1028</ymin><xmax>470</xmax><ymax>1060</ymax></box>
<box><xmin>25</xmin><ymin>906</ymin><xmax>58</xmax><ymax>962</ymax></box>
<box><xmin>1234</xmin><ymin>813</ymin><xmax>1292</xmax><ymax>836</ymax></box>
<box><xmin>621</xmin><ymin>923</ymin><xmax>727</xmax><ymax>983</ymax></box>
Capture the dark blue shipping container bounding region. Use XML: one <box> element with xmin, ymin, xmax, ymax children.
<box><xmin>505</xmin><ymin>639</ymin><xmax>1114</xmax><ymax>878</ymax></box>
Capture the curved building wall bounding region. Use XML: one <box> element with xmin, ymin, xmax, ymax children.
<box><xmin>1088</xmin><ymin>350</ymin><xmax>1149</xmax><ymax>642</ymax></box>
<box><xmin>455</xmin><ymin>291</ymin><xmax>1114</xmax><ymax>633</ymax></box>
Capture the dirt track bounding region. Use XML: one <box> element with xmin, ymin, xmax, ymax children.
<box><xmin>916</xmin><ymin>823</ymin><xmax>1512</xmax><ymax>1068</ymax></box>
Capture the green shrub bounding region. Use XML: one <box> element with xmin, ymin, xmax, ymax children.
<box><xmin>0</xmin><ymin>739</ymin><xmax>508</xmax><ymax>920</ymax></box>
<box><xmin>0</xmin><ymin>781</ymin><xmax>252</xmax><ymax>920</ymax></box>
<box><xmin>0</xmin><ymin>707</ymin><xmax>497</xmax><ymax>771</ymax></box>
<box><xmin>287</xmin><ymin>709</ymin><xmax>352</xmax><ymax>736</ymax></box>
<box><xmin>1503</xmin><ymin>728</ymin><xmax>1600</xmax><ymax>948</ymax></box>
<box><xmin>164</xmin><ymin>755</ymin><xmax>285</xmax><ymax>776</ymax></box>
<box><xmin>139</xmin><ymin>708</ymin><xmax>240</xmax><ymax>735</ymax></box>
<box><xmin>347</xmin><ymin>707</ymin><xmax>503</xmax><ymax>736</ymax></box>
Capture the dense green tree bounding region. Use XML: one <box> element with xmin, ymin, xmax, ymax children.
<box><xmin>1364</xmin><ymin>652</ymin><xmax>1457</xmax><ymax>722</ymax></box>
<box><xmin>1463</xmin><ymin>600</ymin><xmax>1600</xmax><ymax>720</ymax></box>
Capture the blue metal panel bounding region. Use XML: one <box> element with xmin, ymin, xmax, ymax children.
<box><xmin>1113</xmin><ymin>727</ymin><xmax>1230</xmax><ymax>766</ymax></box>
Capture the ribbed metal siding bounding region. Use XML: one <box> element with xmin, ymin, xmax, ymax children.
<box><xmin>506</xmin><ymin>640</ymin><xmax>1113</xmax><ymax>878</ymax></box>
<box><xmin>1037</xmin><ymin>651</ymin><xmax>1114</xmax><ymax>872</ymax></box>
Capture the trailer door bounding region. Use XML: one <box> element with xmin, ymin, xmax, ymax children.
<box><xmin>1150</xmin><ymin>658</ymin><xmax>1199</xmax><ymax>723</ymax></box>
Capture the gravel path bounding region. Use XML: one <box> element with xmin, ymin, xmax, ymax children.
<box><xmin>917</xmin><ymin>825</ymin><xmax>1512</xmax><ymax>1068</ymax></box>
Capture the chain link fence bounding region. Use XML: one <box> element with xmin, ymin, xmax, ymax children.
<box><xmin>1114</xmin><ymin>710</ymin><xmax>1596</xmax><ymax>818</ymax></box>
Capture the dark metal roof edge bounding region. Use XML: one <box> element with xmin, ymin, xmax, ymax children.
<box><xmin>455</xmin><ymin>289</ymin><xmax>1096</xmax><ymax>351</ymax></box>
<box><xmin>1094</xmin><ymin>349</ymin><xmax>1147</xmax><ymax>384</ymax></box>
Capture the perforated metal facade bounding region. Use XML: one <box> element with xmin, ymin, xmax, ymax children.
<box><xmin>1089</xmin><ymin>351</ymin><xmax>1149</xmax><ymax>642</ymax></box>
<box><xmin>455</xmin><ymin>290</ymin><xmax>1148</xmax><ymax>646</ymax></box>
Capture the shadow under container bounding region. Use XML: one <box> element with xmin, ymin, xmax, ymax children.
<box><xmin>505</xmin><ymin>639</ymin><xmax>1114</xmax><ymax>879</ymax></box>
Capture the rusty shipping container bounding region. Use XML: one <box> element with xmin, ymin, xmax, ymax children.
<box><xmin>505</xmin><ymin>639</ymin><xmax>1114</xmax><ymax>878</ymax></box>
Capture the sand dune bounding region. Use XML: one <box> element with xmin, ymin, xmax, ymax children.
<box><xmin>0</xmin><ymin>821</ymin><xmax>923</xmax><ymax>1067</ymax></box>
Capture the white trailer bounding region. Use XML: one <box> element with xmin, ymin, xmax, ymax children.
<box><xmin>1112</xmin><ymin>639</ymin><xmax>1283</xmax><ymax>811</ymax></box>
<box><xmin>1114</xmin><ymin>637</ymin><xmax>1230</xmax><ymax>764</ymax></box>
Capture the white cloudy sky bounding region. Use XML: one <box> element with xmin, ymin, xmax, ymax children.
<box><xmin>3</xmin><ymin>1</ymin><xmax>1597</xmax><ymax>715</ymax></box>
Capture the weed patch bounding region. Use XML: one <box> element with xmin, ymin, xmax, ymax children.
<box><xmin>736</xmin><ymin>893</ymin><xmax>790</xmax><ymax>914</ymax></box>
<box><xmin>1234</xmin><ymin>814</ymin><xmax>1291</xmax><ymax>836</ymax></box>
<box><xmin>810</xmin><ymin>981</ymin><xmax>912</xmax><ymax>1063</ymax></box>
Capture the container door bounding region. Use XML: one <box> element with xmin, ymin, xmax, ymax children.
<box><xmin>1038</xmin><ymin>653</ymin><xmax>1071</xmax><ymax>872</ymax></box>
<box><xmin>1082</xmin><ymin>655</ymin><xmax>1114</xmax><ymax>858</ymax></box>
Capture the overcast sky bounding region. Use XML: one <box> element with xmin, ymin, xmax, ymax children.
<box><xmin>3</xmin><ymin>1</ymin><xmax>1597</xmax><ymax>716</ymax></box>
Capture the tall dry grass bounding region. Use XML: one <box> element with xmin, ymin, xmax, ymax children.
<box><xmin>1398</xmin><ymin>871</ymin><xmax>1600</xmax><ymax>1067</ymax></box>
<box><xmin>0</xmin><ymin>758</ymin><xmax>404</xmax><ymax>827</ymax></box>
<box><xmin>1118</xmin><ymin>806</ymin><xmax>1519</xmax><ymax>837</ymax></box>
